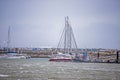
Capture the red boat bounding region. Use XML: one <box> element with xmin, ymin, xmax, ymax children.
<box><xmin>49</xmin><ymin>53</ymin><xmax>72</xmax><ymax>62</ymax></box>
<box><xmin>49</xmin><ymin>17</ymin><xmax>78</xmax><ymax>62</ymax></box>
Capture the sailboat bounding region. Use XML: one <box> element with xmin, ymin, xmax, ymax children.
<box><xmin>49</xmin><ymin>17</ymin><xmax>77</xmax><ymax>62</ymax></box>
<box><xmin>0</xmin><ymin>26</ymin><xmax>30</xmax><ymax>59</ymax></box>
<box><xmin>49</xmin><ymin>52</ymin><xmax>72</xmax><ymax>61</ymax></box>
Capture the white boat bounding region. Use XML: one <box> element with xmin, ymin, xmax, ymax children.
<box><xmin>6</xmin><ymin>53</ymin><xmax>30</xmax><ymax>59</ymax></box>
<box><xmin>0</xmin><ymin>53</ymin><xmax>30</xmax><ymax>59</ymax></box>
<box><xmin>0</xmin><ymin>26</ymin><xmax>30</xmax><ymax>59</ymax></box>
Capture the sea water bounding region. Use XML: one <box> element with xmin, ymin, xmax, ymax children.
<box><xmin>0</xmin><ymin>58</ymin><xmax>120</xmax><ymax>80</ymax></box>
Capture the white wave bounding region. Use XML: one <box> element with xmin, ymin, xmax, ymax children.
<box><xmin>0</xmin><ymin>74</ymin><xmax>9</xmax><ymax>77</ymax></box>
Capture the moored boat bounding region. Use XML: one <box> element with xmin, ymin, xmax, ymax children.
<box><xmin>6</xmin><ymin>53</ymin><xmax>30</xmax><ymax>59</ymax></box>
<box><xmin>0</xmin><ymin>53</ymin><xmax>30</xmax><ymax>59</ymax></box>
<box><xmin>49</xmin><ymin>52</ymin><xmax>72</xmax><ymax>62</ymax></box>
<box><xmin>49</xmin><ymin>17</ymin><xmax>78</xmax><ymax>62</ymax></box>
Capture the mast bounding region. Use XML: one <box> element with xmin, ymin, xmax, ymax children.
<box><xmin>66</xmin><ymin>16</ymin><xmax>71</xmax><ymax>54</ymax></box>
<box><xmin>7</xmin><ymin>26</ymin><xmax>11</xmax><ymax>52</ymax></box>
<box><xmin>57</xmin><ymin>16</ymin><xmax>77</xmax><ymax>54</ymax></box>
<box><xmin>64</xmin><ymin>17</ymin><xmax>67</xmax><ymax>53</ymax></box>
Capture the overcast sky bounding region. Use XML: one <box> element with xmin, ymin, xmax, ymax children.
<box><xmin>0</xmin><ymin>0</ymin><xmax>120</xmax><ymax>49</ymax></box>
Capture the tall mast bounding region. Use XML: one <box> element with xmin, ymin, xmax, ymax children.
<box><xmin>66</xmin><ymin>16</ymin><xmax>72</xmax><ymax>54</ymax></box>
<box><xmin>57</xmin><ymin>16</ymin><xmax>77</xmax><ymax>54</ymax></box>
<box><xmin>7</xmin><ymin>26</ymin><xmax>11</xmax><ymax>50</ymax></box>
<box><xmin>64</xmin><ymin>17</ymin><xmax>67</xmax><ymax>53</ymax></box>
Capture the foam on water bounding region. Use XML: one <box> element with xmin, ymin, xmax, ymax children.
<box><xmin>0</xmin><ymin>58</ymin><xmax>120</xmax><ymax>80</ymax></box>
<box><xmin>0</xmin><ymin>74</ymin><xmax>9</xmax><ymax>77</ymax></box>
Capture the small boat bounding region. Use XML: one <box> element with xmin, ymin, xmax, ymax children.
<box><xmin>49</xmin><ymin>52</ymin><xmax>72</xmax><ymax>62</ymax></box>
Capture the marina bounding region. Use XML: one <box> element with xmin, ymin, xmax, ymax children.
<box><xmin>0</xmin><ymin>17</ymin><xmax>119</xmax><ymax>63</ymax></box>
<box><xmin>0</xmin><ymin>0</ymin><xmax>120</xmax><ymax>80</ymax></box>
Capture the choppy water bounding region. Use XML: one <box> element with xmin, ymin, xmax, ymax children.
<box><xmin>0</xmin><ymin>58</ymin><xmax>120</xmax><ymax>80</ymax></box>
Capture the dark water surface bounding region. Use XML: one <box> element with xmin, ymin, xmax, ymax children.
<box><xmin>0</xmin><ymin>58</ymin><xmax>120</xmax><ymax>80</ymax></box>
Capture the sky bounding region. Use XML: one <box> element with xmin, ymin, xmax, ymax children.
<box><xmin>0</xmin><ymin>0</ymin><xmax>120</xmax><ymax>49</ymax></box>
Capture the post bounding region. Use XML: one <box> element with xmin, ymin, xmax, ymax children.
<box><xmin>116</xmin><ymin>51</ymin><xmax>119</xmax><ymax>63</ymax></box>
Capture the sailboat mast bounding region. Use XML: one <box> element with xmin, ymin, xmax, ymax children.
<box><xmin>64</xmin><ymin>16</ymin><xmax>72</xmax><ymax>54</ymax></box>
<box><xmin>7</xmin><ymin>26</ymin><xmax>10</xmax><ymax>50</ymax></box>
<box><xmin>57</xmin><ymin>16</ymin><xmax>78</xmax><ymax>54</ymax></box>
<box><xmin>64</xmin><ymin>17</ymin><xmax>67</xmax><ymax>53</ymax></box>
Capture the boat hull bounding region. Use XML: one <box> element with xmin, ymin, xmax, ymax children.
<box><xmin>0</xmin><ymin>53</ymin><xmax>30</xmax><ymax>59</ymax></box>
<box><xmin>6</xmin><ymin>56</ymin><xmax>27</xmax><ymax>59</ymax></box>
<box><xmin>49</xmin><ymin>58</ymin><xmax>72</xmax><ymax>62</ymax></box>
